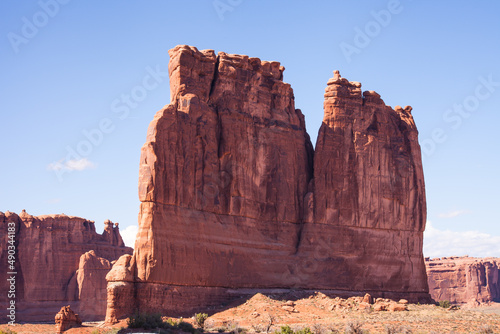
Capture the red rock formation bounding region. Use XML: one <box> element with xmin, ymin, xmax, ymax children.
<box><xmin>55</xmin><ymin>305</ymin><xmax>82</xmax><ymax>333</ymax></box>
<box><xmin>426</xmin><ymin>256</ymin><xmax>500</xmax><ymax>305</ymax></box>
<box><xmin>0</xmin><ymin>210</ymin><xmax>132</xmax><ymax>322</ymax></box>
<box><xmin>105</xmin><ymin>255</ymin><xmax>135</xmax><ymax>324</ymax></box>
<box><xmin>76</xmin><ymin>250</ymin><xmax>112</xmax><ymax>321</ymax></box>
<box><xmin>106</xmin><ymin>45</ymin><xmax>429</xmax><ymax>322</ymax></box>
<box><xmin>309</xmin><ymin>71</ymin><xmax>428</xmax><ymax>293</ymax></box>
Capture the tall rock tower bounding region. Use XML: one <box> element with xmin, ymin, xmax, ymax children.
<box><xmin>105</xmin><ymin>46</ymin><xmax>429</xmax><ymax>323</ymax></box>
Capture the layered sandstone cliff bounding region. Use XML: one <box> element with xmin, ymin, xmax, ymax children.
<box><xmin>426</xmin><ymin>256</ymin><xmax>500</xmax><ymax>305</ymax></box>
<box><xmin>106</xmin><ymin>45</ymin><xmax>429</xmax><ymax>322</ymax></box>
<box><xmin>0</xmin><ymin>210</ymin><xmax>132</xmax><ymax>322</ymax></box>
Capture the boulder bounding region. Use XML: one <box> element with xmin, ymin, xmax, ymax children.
<box><xmin>388</xmin><ymin>303</ymin><xmax>407</xmax><ymax>312</ymax></box>
<box><xmin>55</xmin><ymin>305</ymin><xmax>82</xmax><ymax>333</ymax></box>
<box><xmin>373</xmin><ymin>303</ymin><xmax>388</xmax><ymax>311</ymax></box>
<box><xmin>362</xmin><ymin>293</ymin><xmax>373</xmax><ymax>304</ymax></box>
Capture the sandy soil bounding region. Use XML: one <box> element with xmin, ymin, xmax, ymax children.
<box><xmin>1</xmin><ymin>293</ymin><xmax>499</xmax><ymax>334</ymax></box>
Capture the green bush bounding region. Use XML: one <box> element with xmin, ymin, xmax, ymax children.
<box><xmin>275</xmin><ymin>326</ymin><xmax>294</xmax><ymax>334</ymax></box>
<box><xmin>127</xmin><ymin>312</ymin><xmax>165</xmax><ymax>329</ymax></box>
<box><xmin>166</xmin><ymin>318</ymin><xmax>180</xmax><ymax>327</ymax></box>
<box><xmin>274</xmin><ymin>326</ymin><xmax>314</xmax><ymax>334</ymax></box>
<box><xmin>438</xmin><ymin>300</ymin><xmax>451</xmax><ymax>308</ymax></box>
<box><xmin>194</xmin><ymin>312</ymin><xmax>209</xmax><ymax>329</ymax></box>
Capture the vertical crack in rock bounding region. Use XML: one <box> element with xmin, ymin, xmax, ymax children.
<box><xmin>209</xmin><ymin>54</ymin><xmax>221</xmax><ymax>101</ymax></box>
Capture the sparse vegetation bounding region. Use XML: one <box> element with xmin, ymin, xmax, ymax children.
<box><xmin>312</xmin><ymin>323</ymin><xmax>323</xmax><ymax>334</ymax></box>
<box><xmin>94</xmin><ymin>330</ymin><xmax>121</xmax><ymax>334</ymax></box>
<box><xmin>344</xmin><ymin>321</ymin><xmax>367</xmax><ymax>334</ymax></box>
<box><xmin>265</xmin><ymin>313</ymin><xmax>276</xmax><ymax>333</ymax></box>
<box><xmin>273</xmin><ymin>325</ymin><xmax>314</xmax><ymax>334</ymax></box>
<box><xmin>275</xmin><ymin>325</ymin><xmax>294</xmax><ymax>334</ymax></box>
<box><xmin>294</xmin><ymin>327</ymin><xmax>313</xmax><ymax>334</ymax></box>
<box><xmin>0</xmin><ymin>329</ymin><xmax>17</xmax><ymax>334</ymax></box>
<box><xmin>178</xmin><ymin>321</ymin><xmax>197</xmax><ymax>334</ymax></box>
<box><xmin>127</xmin><ymin>312</ymin><xmax>198</xmax><ymax>333</ymax></box>
<box><xmin>252</xmin><ymin>324</ymin><xmax>263</xmax><ymax>333</ymax></box>
<box><xmin>195</xmin><ymin>312</ymin><xmax>209</xmax><ymax>329</ymax></box>
<box><xmin>477</xmin><ymin>325</ymin><xmax>495</xmax><ymax>334</ymax></box>
<box><xmin>106</xmin><ymin>329</ymin><xmax>123</xmax><ymax>334</ymax></box>
<box><xmin>438</xmin><ymin>300</ymin><xmax>451</xmax><ymax>308</ymax></box>
<box><xmin>385</xmin><ymin>325</ymin><xmax>412</xmax><ymax>334</ymax></box>
<box><xmin>127</xmin><ymin>312</ymin><xmax>165</xmax><ymax>329</ymax></box>
<box><xmin>166</xmin><ymin>317</ymin><xmax>181</xmax><ymax>327</ymax></box>
<box><xmin>228</xmin><ymin>320</ymin><xmax>246</xmax><ymax>334</ymax></box>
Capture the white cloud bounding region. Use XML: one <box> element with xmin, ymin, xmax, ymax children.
<box><xmin>121</xmin><ymin>224</ymin><xmax>138</xmax><ymax>248</ymax></box>
<box><xmin>437</xmin><ymin>210</ymin><xmax>470</xmax><ymax>219</ymax></box>
<box><xmin>424</xmin><ymin>221</ymin><xmax>500</xmax><ymax>258</ymax></box>
<box><xmin>47</xmin><ymin>158</ymin><xmax>96</xmax><ymax>172</ymax></box>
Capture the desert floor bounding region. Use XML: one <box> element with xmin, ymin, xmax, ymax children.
<box><xmin>1</xmin><ymin>293</ymin><xmax>499</xmax><ymax>334</ymax></box>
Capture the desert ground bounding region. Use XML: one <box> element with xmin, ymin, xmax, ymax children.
<box><xmin>2</xmin><ymin>293</ymin><xmax>499</xmax><ymax>334</ymax></box>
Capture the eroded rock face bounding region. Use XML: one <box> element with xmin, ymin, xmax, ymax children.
<box><xmin>76</xmin><ymin>251</ymin><xmax>112</xmax><ymax>321</ymax></box>
<box><xmin>0</xmin><ymin>210</ymin><xmax>132</xmax><ymax>322</ymax></box>
<box><xmin>106</xmin><ymin>45</ymin><xmax>429</xmax><ymax>322</ymax></box>
<box><xmin>426</xmin><ymin>257</ymin><xmax>500</xmax><ymax>305</ymax></box>
<box><xmin>310</xmin><ymin>71</ymin><xmax>428</xmax><ymax>293</ymax></box>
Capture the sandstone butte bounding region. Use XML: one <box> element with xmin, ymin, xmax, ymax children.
<box><xmin>426</xmin><ymin>256</ymin><xmax>500</xmax><ymax>306</ymax></box>
<box><xmin>0</xmin><ymin>210</ymin><xmax>132</xmax><ymax>322</ymax></box>
<box><xmin>105</xmin><ymin>45</ymin><xmax>431</xmax><ymax>323</ymax></box>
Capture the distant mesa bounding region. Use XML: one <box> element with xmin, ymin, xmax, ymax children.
<box><xmin>0</xmin><ymin>210</ymin><xmax>132</xmax><ymax>322</ymax></box>
<box><xmin>426</xmin><ymin>256</ymin><xmax>500</xmax><ymax>305</ymax></box>
<box><xmin>105</xmin><ymin>45</ymin><xmax>430</xmax><ymax>323</ymax></box>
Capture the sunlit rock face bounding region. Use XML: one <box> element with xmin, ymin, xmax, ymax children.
<box><xmin>105</xmin><ymin>45</ymin><xmax>429</xmax><ymax>322</ymax></box>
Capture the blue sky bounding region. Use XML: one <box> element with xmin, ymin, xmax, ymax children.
<box><xmin>1</xmin><ymin>1</ymin><xmax>499</xmax><ymax>258</ymax></box>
